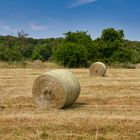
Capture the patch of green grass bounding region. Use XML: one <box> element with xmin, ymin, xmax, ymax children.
<box><xmin>40</xmin><ymin>131</ymin><xmax>48</xmax><ymax>139</ymax></box>
<box><xmin>101</xmin><ymin>124</ymin><xmax>121</xmax><ymax>134</ymax></box>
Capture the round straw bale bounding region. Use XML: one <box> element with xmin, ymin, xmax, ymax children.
<box><xmin>32</xmin><ymin>69</ymin><xmax>80</xmax><ymax>109</ymax></box>
<box><xmin>135</xmin><ymin>63</ymin><xmax>140</xmax><ymax>69</ymax></box>
<box><xmin>89</xmin><ymin>62</ymin><xmax>107</xmax><ymax>76</ymax></box>
<box><xmin>32</xmin><ymin>60</ymin><xmax>45</xmax><ymax>69</ymax></box>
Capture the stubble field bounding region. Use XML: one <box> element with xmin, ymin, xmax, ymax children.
<box><xmin>0</xmin><ymin>67</ymin><xmax>140</xmax><ymax>140</ymax></box>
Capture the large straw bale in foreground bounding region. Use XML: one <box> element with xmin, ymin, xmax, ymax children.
<box><xmin>32</xmin><ymin>69</ymin><xmax>80</xmax><ymax>109</ymax></box>
<box><xmin>89</xmin><ymin>62</ymin><xmax>107</xmax><ymax>76</ymax></box>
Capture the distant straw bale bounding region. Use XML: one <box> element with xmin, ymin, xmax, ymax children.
<box><xmin>32</xmin><ymin>60</ymin><xmax>45</xmax><ymax>69</ymax></box>
<box><xmin>89</xmin><ymin>62</ymin><xmax>107</xmax><ymax>76</ymax></box>
<box><xmin>135</xmin><ymin>63</ymin><xmax>140</xmax><ymax>69</ymax></box>
<box><xmin>32</xmin><ymin>69</ymin><xmax>81</xmax><ymax>109</ymax></box>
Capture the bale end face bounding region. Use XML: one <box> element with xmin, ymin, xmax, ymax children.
<box><xmin>89</xmin><ymin>62</ymin><xmax>107</xmax><ymax>76</ymax></box>
<box><xmin>32</xmin><ymin>69</ymin><xmax>80</xmax><ymax>109</ymax></box>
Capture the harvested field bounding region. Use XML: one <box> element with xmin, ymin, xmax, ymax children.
<box><xmin>0</xmin><ymin>68</ymin><xmax>140</xmax><ymax>140</ymax></box>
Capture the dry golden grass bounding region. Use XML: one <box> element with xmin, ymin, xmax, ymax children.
<box><xmin>0</xmin><ymin>67</ymin><xmax>140</xmax><ymax>140</ymax></box>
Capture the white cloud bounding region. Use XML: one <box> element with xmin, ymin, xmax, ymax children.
<box><xmin>68</xmin><ymin>0</ymin><xmax>97</xmax><ymax>8</ymax></box>
<box><xmin>30</xmin><ymin>23</ymin><xmax>51</xmax><ymax>31</ymax></box>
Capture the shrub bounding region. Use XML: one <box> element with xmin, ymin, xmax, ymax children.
<box><xmin>54</xmin><ymin>42</ymin><xmax>88</xmax><ymax>67</ymax></box>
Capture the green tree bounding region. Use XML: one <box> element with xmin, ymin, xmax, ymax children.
<box><xmin>54</xmin><ymin>42</ymin><xmax>88</xmax><ymax>67</ymax></box>
<box><xmin>53</xmin><ymin>31</ymin><xmax>93</xmax><ymax>67</ymax></box>
<box><xmin>111</xmin><ymin>48</ymin><xmax>137</xmax><ymax>63</ymax></box>
<box><xmin>17</xmin><ymin>30</ymin><xmax>29</xmax><ymax>38</ymax></box>
<box><xmin>32</xmin><ymin>44</ymin><xmax>52</xmax><ymax>61</ymax></box>
<box><xmin>89</xmin><ymin>28</ymin><xmax>127</xmax><ymax>64</ymax></box>
<box><xmin>0</xmin><ymin>45</ymin><xmax>23</xmax><ymax>61</ymax></box>
<box><xmin>101</xmin><ymin>28</ymin><xmax>124</xmax><ymax>42</ymax></box>
<box><xmin>64</xmin><ymin>31</ymin><xmax>93</xmax><ymax>47</ymax></box>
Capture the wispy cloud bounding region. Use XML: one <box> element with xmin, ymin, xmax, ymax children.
<box><xmin>30</xmin><ymin>22</ymin><xmax>51</xmax><ymax>31</ymax></box>
<box><xmin>68</xmin><ymin>0</ymin><xmax>97</xmax><ymax>8</ymax></box>
<box><xmin>0</xmin><ymin>23</ymin><xmax>17</xmax><ymax>32</ymax></box>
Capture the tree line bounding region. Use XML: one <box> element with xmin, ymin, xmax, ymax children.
<box><xmin>0</xmin><ymin>28</ymin><xmax>140</xmax><ymax>67</ymax></box>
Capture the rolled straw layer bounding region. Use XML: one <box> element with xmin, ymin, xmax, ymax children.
<box><xmin>32</xmin><ymin>69</ymin><xmax>80</xmax><ymax>109</ymax></box>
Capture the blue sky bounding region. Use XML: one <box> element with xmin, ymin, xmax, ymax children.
<box><xmin>0</xmin><ymin>0</ymin><xmax>140</xmax><ymax>41</ymax></box>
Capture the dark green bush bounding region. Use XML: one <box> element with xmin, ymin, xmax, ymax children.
<box><xmin>54</xmin><ymin>42</ymin><xmax>88</xmax><ymax>67</ymax></box>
